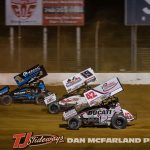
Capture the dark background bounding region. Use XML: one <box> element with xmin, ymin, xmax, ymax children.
<box><xmin>0</xmin><ymin>0</ymin><xmax>150</xmax><ymax>72</ymax></box>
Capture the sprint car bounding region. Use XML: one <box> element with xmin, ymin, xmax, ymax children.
<box><xmin>44</xmin><ymin>68</ymin><xmax>96</xmax><ymax>113</ymax></box>
<box><xmin>62</xmin><ymin>77</ymin><xmax>135</xmax><ymax>129</ymax></box>
<box><xmin>0</xmin><ymin>64</ymin><xmax>50</xmax><ymax>105</ymax></box>
<box><xmin>63</xmin><ymin>97</ymin><xmax>135</xmax><ymax>130</ymax></box>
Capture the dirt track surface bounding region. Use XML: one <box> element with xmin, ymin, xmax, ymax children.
<box><xmin>0</xmin><ymin>85</ymin><xmax>150</xmax><ymax>150</ymax></box>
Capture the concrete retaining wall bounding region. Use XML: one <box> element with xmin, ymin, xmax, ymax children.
<box><xmin>0</xmin><ymin>73</ymin><xmax>149</xmax><ymax>85</ymax></box>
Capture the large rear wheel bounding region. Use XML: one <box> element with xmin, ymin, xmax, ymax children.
<box><xmin>1</xmin><ymin>95</ymin><xmax>13</xmax><ymax>106</ymax></box>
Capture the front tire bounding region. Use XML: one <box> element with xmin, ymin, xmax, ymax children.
<box><xmin>48</xmin><ymin>102</ymin><xmax>60</xmax><ymax>114</ymax></box>
<box><xmin>1</xmin><ymin>95</ymin><xmax>13</xmax><ymax>106</ymax></box>
<box><xmin>111</xmin><ymin>114</ymin><xmax>127</xmax><ymax>129</ymax></box>
<box><xmin>68</xmin><ymin>117</ymin><xmax>81</xmax><ymax>130</ymax></box>
<box><xmin>35</xmin><ymin>93</ymin><xmax>45</xmax><ymax>105</ymax></box>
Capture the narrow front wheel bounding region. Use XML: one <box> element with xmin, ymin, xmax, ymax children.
<box><xmin>111</xmin><ymin>114</ymin><xmax>127</xmax><ymax>129</ymax></box>
<box><xmin>68</xmin><ymin>117</ymin><xmax>81</xmax><ymax>130</ymax></box>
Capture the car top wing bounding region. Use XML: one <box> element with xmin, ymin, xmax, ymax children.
<box><xmin>63</xmin><ymin>68</ymin><xmax>96</xmax><ymax>93</ymax></box>
<box><xmin>0</xmin><ymin>86</ymin><xmax>10</xmax><ymax>96</ymax></box>
<box><xmin>84</xmin><ymin>77</ymin><xmax>123</xmax><ymax>107</ymax></box>
<box><xmin>14</xmin><ymin>64</ymin><xmax>47</xmax><ymax>87</ymax></box>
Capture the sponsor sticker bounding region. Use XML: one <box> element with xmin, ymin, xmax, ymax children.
<box><xmin>102</xmin><ymin>82</ymin><xmax>118</xmax><ymax>92</ymax></box>
<box><xmin>66</xmin><ymin>76</ymin><xmax>82</xmax><ymax>88</ymax></box>
<box><xmin>63</xmin><ymin>109</ymin><xmax>77</xmax><ymax>120</ymax></box>
<box><xmin>44</xmin><ymin>93</ymin><xmax>57</xmax><ymax>105</ymax></box>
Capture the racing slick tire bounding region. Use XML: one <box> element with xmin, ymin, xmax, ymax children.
<box><xmin>35</xmin><ymin>93</ymin><xmax>45</xmax><ymax>105</ymax></box>
<box><xmin>111</xmin><ymin>113</ymin><xmax>127</xmax><ymax>129</ymax></box>
<box><xmin>68</xmin><ymin>117</ymin><xmax>82</xmax><ymax>130</ymax></box>
<box><xmin>1</xmin><ymin>95</ymin><xmax>13</xmax><ymax>106</ymax></box>
<box><xmin>48</xmin><ymin>102</ymin><xmax>60</xmax><ymax>114</ymax></box>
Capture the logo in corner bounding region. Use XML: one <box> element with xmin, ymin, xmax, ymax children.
<box><xmin>13</xmin><ymin>132</ymin><xmax>64</xmax><ymax>149</ymax></box>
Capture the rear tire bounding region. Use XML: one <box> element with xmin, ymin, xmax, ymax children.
<box><xmin>35</xmin><ymin>93</ymin><xmax>45</xmax><ymax>105</ymax></box>
<box><xmin>68</xmin><ymin>117</ymin><xmax>81</xmax><ymax>130</ymax></box>
<box><xmin>1</xmin><ymin>95</ymin><xmax>13</xmax><ymax>106</ymax></box>
<box><xmin>48</xmin><ymin>102</ymin><xmax>60</xmax><ymax>114</ymax></box>
<box><xmin>111</xmin><ymin>113</ymin><xmax>127</xmax><ymax>129</ymax></box>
